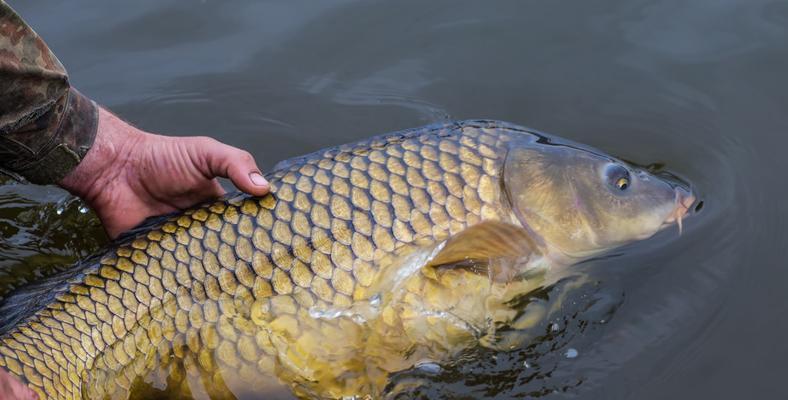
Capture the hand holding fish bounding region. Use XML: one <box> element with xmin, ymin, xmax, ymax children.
<box><xmin>0</xmin><ymin>120</ymin><xmax>697</xmax><ymax>399</ymax></box>
<box><xmin>58</xmin><ymin>108</ymin><xmax>271</xmax><ymax>239</ymax></box>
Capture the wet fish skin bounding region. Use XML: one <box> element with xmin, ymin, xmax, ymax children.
<box><xmin>0</xmin><ymin>120</ymin><xmax>522</xmax><ymax>399</ymax></box>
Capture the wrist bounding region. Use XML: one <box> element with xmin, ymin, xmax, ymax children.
<box><xmin>59</xmin><ymin>107</ymin><xmax>146</xmax><ymax>204</ymax></box>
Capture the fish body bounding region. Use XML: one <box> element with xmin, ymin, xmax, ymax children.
<box><xmin>0</xmin><ymin>120</ymin><xmax>692</xmax><ymax>399</ymax></box>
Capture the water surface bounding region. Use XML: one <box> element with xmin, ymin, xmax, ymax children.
<box><xmin>5</xmin><ymin>0</ymin><xmax>788</xmax><ymax>398</ymax></box>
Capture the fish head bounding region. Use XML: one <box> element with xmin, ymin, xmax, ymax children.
<box><xmin>503</xmin><ymin>138</ymin><xmax>695</xmax><ymax>261</ymax></box>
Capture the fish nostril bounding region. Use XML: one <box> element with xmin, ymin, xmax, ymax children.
<box><xmin>646</xmin><ymin>162</ymin><xmax>665</xmax><ymax>173</ymax></box>
<box><xmin>693</xmin><ymin>200</ymin><xmax>704</xmax><ymax>213</ymax></box>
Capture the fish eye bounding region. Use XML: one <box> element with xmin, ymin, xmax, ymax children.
<box><xmin>605</xmin><ymin>164</ymin><xmax>631</xmax><ymax>192</ymax></box>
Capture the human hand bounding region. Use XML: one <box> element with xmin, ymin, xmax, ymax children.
<box><xmin>59</xmin><ymin>107</ymin><xmax>270</xmax><ymax>239</ymax></box>
<box><xmin>0</xmin><ymin>369</ymin><xmax>37</xmax><ymax>400</ymax></box>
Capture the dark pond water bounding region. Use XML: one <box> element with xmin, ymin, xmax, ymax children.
<box><xmin>4</xmin><ymin>0</ymin><xmax>788</xmax><ymax>398</ymax></box>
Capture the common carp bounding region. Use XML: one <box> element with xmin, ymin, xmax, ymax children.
<box><xmin>0</xmin><ymin>120</ymin><xmax>695</xmax><ymax>399</ymax></box>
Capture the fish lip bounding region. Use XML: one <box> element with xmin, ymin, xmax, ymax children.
<box><xmin>660</xmin><ymin>186</ymin><xmax>697</xmax><ymax>233</ymax></box>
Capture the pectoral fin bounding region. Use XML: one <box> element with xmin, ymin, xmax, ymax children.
<box><xmin>427</xmin><ymin>221</ymin><xmax>538</xmax><ymax>267</ymax></box>
<box><xmin>422</xmin><ymin>221</ymin><xmax>542</xmax><ymax>283</ymax></box>
<box><xmin>360</xmin><ymin>221</ymin><xmax>542</xmax><ymax>300</ymax></box>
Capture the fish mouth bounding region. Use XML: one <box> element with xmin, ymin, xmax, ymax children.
<box><xmin>661</xmin><ymin>186</ymin><xmax>697</xmax><ymax>234</ymax></box>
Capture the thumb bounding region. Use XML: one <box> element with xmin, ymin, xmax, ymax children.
<box><xmin>192</xmin><ymin>137</ymin><xmax>270</xmax><ymax>196</ymax></box>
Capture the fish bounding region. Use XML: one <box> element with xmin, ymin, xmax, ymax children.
<box><xmin>0</xmin><ymin>120</ymin><xmax>695</xmax><ymax>399</ymax></box>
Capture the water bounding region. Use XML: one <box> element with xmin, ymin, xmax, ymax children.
<box><xmin>4</xmin><ymin>0</ymin><xmax>788</xmax><ymax>398</ymax></box>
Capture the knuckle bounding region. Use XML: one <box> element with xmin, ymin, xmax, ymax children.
<box><xmin>198</xmin><ymin>136</ymin><xmax>220</xmax><ymax>147</ymax></box>
<box><xmin>187</xmin><ymin>136</ymin><xmax>218</xmax><ymax>150</ymax></box>
<box><xmin>239</xmin><ymin>150</ymin><xmax>255</xmax><ymax>164</ymax></box>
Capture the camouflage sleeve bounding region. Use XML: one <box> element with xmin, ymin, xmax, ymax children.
<box><xmin>0</xmin><ymin>1</ymin><xmax>98</xmax><ymax>184</ymax></box>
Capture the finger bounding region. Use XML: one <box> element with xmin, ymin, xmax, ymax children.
<box><xmin>0</xmin><ymin>369</ymin><xmax>38</xmax><ymax>400</ymax></box>
<box><xmin>208</xmin><ymin>178</ymin><xmax>227</xmax><ymax>197</ymax></box>
<box><xmin>192</xmin><ymin>138</ymin><xmax>270</xmax><ymax>196</ymax></box>
<box><xmin>169</xmin><ymin>178</ymin><xmax>226</xmax><ymax>210</ymax></box>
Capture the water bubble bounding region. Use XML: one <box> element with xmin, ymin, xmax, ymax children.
<box><xmin>79</xmin><ymin>206</ymin><xmax>89</xmax><ymax>214</ymax></box>
<box><xmin>523</xmin><ymin>361</ymin><xmax>532</xmax><ymax>368</ymax></box>
<box><xmin>565</xmin><ymin>348</ymin><xmax>579</xmax><ymax>359</ymax></box>
<box><xmin>308</xmin><ymin>307</ymin><xmax>343</xmax><ymax>319</ymax></box>
<box><xmin>414</xmin><ymin>361</ymin><xmax>442</xmax><ymax>374</ymax></box>
<box><xmin>56</xmin><ymin>207</ymin><xmax>64</xmax><ymax>215</ymax></box>
<box><xmin>308</xmin><ymin>305</ymin><xmax>370</xmax><ymax>324</ymax></box>
<box><xmin>369</xmin><ymin>293</ymin><xmax>381</xmax><ymax>307</ymax></box>
<box><xmin>550</xmin><ymin>322</ymin><xmax>560</xmax><ymax>332</ymax></box>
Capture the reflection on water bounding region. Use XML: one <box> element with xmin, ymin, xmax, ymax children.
<box><xmin>0</xmin><ymin>178</ymin><xmax>105</xmax><ymax>302</ymax></box>
<box><xmin>5</xmin><ymin>0</ymin><xmax>788</xmax><ymax>398</ymax></box>
<box><xmin>303</xmin><ymin>59</ymin><xmax>452</xmax><ymax>121</ymax></box>
<box><xmin>384</xmin><ymin>278</ymin><xmax>623</xmax><ymax>399</ymax></box>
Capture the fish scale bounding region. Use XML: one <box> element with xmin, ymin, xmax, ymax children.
<box><xmin>0</xmin><ymin>120</ymin><xmax>533</xmax><ymax>399</ymax></box>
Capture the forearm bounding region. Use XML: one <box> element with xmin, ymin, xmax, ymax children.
<box><xmin>1</xmin><ymin>1</ymin><xmax>268</xmax><ymax>241</ymax></box>
<box><xmin>0</xmin><ymin>1</ymin><xmax>98</xmax><ymax>184</ymax></box>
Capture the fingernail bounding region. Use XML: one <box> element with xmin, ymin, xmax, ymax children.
<box><xmin>250</xmin><ymin>172</ymin><xmax>269</xmax><ymax>187</ymax></box>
